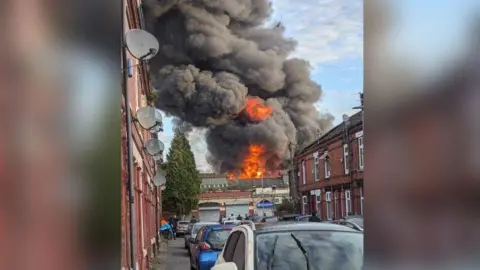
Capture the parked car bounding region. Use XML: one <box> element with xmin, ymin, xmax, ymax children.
<box><xmin>296</xmin><ymin>215</ymin><xmax>311</xmax><ymax>222</ymax></box>
<box><xmin>185</xmin><ymin>222</ymin><xmax>219</xmax><ymax>250</ymax></box>
<box><xmin>260</xmin><ymin>216</ymin><xmax>279</xmax><ymax>223</ymax></box>
<box><xmin>278</xmin><ymin>214</ymin><xmax>299</xmax><ymax>222</ymax></box>
<box><xmin>343</xmin><ymin>215</ymin><xmax>364</xmax><ymax>230</ymax></box>
<box><xmin>176</xmin><ymin>221</ymin><xmax>190</xmax><ymax>236</ymax></box>
<box><xmin>223</xmin><ymin>220</ymin><xmax>241</xmax><ymax>225</ymax></box>
<box><xmin>212</xmin><ymin>222</ymin><xmax>364</xmax><ymax>270</ymax></box>
<box><xmin>327</xmin><ymin>219</ymin><xmax>363</xmax><ymax>232</ymax></box>
<box><xmin>189</xmin><ymin>224</ymin><xmax>236</xmax><ymax>270</ymax></box>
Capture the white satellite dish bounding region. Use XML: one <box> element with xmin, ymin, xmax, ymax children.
<box><xmin>342</xmin><ymin>114</ymin><xmax>350</xmax><ymax>123</ymax></box>
<box><xmin>125</xmin><ymin>29</ymin><xmax>159</xmax><ymax>60</ymax></box>
<box><xmin>153</xmin><ymin>169</ymin><xmax>167</xmax><ymax>187</ymax></box>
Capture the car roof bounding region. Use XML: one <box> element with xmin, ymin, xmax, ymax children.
<box><xmin>204</xmin><ymin>224</ymin><xmax>236</xmax><ymax>230</ymax></box>
<box><xmin>253</xmin><ymin>222</ymin><xmax>360</xmax><ymax>233</ymax></box>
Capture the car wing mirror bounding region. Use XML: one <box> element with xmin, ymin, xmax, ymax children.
<box><xmin>211</xmin><ymin>262</ymin><xmax>238</xmax><ymax>270</ymax></box>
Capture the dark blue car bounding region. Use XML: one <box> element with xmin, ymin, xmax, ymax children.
<box><xmin>189</xmin><ymin>224</ymin><xmax>235</xmax><ymax>270</ymax></box>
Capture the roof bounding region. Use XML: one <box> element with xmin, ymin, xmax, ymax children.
<box><xmin>297</xmin><ymin>111</ymin><xmax>363</xmax><ymax>156</ymax></box>
<box><xmin>200</xmin><ymin>191</ymin><xmax>251</xmax><ymax>199</ymax></box>
<box><xmin>253</xmin><ymin>222</ymin><xmax>359</xmax><ymax>233</ymax></box>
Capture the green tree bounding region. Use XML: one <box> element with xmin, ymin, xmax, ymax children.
<box><xmin>162</xmin><ymin>131</ymin><xmax>201</xmax><ymax>215</ymax></box>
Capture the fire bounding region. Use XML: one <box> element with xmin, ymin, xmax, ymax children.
<box><xmin>228</xmin><ymin>144</ymin><xmax>266</xmax><ymax>179</ymax></box>
<box><xmin>244</xmin><ymin>97</ymin><xmax>273</xmax><ymax>121</ymax></box>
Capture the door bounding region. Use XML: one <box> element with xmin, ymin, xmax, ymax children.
<box><xmin>198</xmin><ymin>208</ymin><xmax>220</xmax><ymax>222</ymax></box>
<box><xmin>225</xmin><ymin>204</ymin><xmax>249</xmax><ymax>219</ymax></box>
<box><xmin>190</xmin><ymin>228</ymin><xmax>204</xmax><ymax>268</ymax></box>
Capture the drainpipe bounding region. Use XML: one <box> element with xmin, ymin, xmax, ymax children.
<box><xmin>122</xmin><ymin>1</ymin><xmax>136</xmax><ymax>268</ymax></box>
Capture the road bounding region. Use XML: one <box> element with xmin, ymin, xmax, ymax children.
<box><xmin>166</xmin><ymin>237</ymin><xmax>191</xmax><ymax>270</ymax></box>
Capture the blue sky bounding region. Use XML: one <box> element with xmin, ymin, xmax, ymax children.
<box><xmin>159</xmin><ymin>0</ymin><xmax>364</xmax><ymax>171</ymax></box>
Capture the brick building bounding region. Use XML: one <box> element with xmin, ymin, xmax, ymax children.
<box><xmin>293</xmin><ymin>111</ymin><xmax>364</xmax><ymax>220</ymax></box>
<box><xmin>121</xmin><ymin>1</ymin><xmax>160</xmax><ymax>270</ymax></box>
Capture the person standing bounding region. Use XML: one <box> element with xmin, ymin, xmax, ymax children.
<box><xmin>309</xmin><ymin>211</ymin><xmax>322</xmax><ymax>222</ymax></box>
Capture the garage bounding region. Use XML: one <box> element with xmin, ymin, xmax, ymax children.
<box><xmin>198</xmin><ymin>202</ymin><xmax>221</xmax><ymax>223</ymax></box>
<box><xmin>225</xmin><ymin>201</ymin><xmax>249</xmax><ymax>219</ymax></box>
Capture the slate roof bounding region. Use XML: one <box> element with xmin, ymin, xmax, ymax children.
<box><xmin>297</xmin><ymin>111</ymin><xmax>363</xmax><ymax>156</ymax></box>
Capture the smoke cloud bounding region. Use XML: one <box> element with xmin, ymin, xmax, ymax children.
<box><xmin>144</xmin><ymin>0</ymin><xmax>334</xmax><ymax>173</ymax></box>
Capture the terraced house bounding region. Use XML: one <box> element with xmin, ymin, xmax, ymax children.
<box><xmin>294</xmin><ymin>111</ymin><xmax>364</xmax><ymax>220</ymax></box>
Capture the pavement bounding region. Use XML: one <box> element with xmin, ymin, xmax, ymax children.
<box><xmin>151</xmin><ymin>237</ymin><xmax>190</xmax><ymax>270</ymax></box>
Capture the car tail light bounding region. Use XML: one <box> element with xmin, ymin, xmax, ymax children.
<box><xmin>199</xmin><ymin>242</ymin><xmax>211</xmax><ymax>251</ymax></box>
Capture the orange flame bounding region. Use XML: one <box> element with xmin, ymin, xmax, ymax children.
<box><xmin>228</xmin><ymin>144</ymin><xmax>266</xmax><ymax>179</ymax></box>
<box><xmin>244</xmin><ymin>97</ymin><xmax>273</xmax><ymax>121</ymax></box>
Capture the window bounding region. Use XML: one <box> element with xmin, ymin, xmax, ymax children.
<box><xmin>255</xmin><ymin>231</ymin><xmax>364</xmax><ymax>270</ymax></box>
<box><xmin>324</xmin><ymin>151</ymin><xmax>331</xmax><ymax>178</ymax></box>
<box><xmin>326</xmin><ymin>192</ymin><xmax>332</xmax><ymax>220</ymax></box>
<box><xmin>313</xmin><ymin>152</ymin><xmax>319</xmax><ymax>181</ymax></box>
<box><xmin>232</xmin><ymin>233</ymin><xmax>246</xmax><ymax>270</ymax></box>
<box><xmin>343</xmin><ymin>144</ymin><xmax>349</xmax><ymax>174</ymax></box>
<box><xmin>345</xmin><ymin>190</ymin><xmax>352</xmax><ymax>216</ymax></box>
<box><xmin>360</xmin><ymin>187</ymin><xmax>364</xmax><ymax>215</ymax></box>
<box><xmin>223</xmin><ymin>232</ymin><xmax>241</xmax><ymax>261</ymax></box>
<box><xmin>302</xmin><ymin>196</ymin><xmax>307</xmax><ymax>215</ymax></box>
<box><xmin>315</xmin><ymin>191</ymin><xmax>321</xmax><ymax>218</ymax></box>
<box><xmin>358</xmin><ymin>137</ymin><xmax>364</xmax><ymax>170</ymax></box>
<box><xmin>301</xmin><ymin>161</ymin><xmax>306</xmax><ymax>184</ymax></box>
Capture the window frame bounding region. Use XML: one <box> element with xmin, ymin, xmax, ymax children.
<box><xmin>345</xmin><ymin>190</ymin><xmax>352</xmax><ymax>216</ymax></box>
<box><xmin>325</xmin><ymin>192</ymin><xmax>333</xmax><ymax>220</ymax></box>
<box><xmin>324</xmin><ymin>151</ymin><xmax>331</xmax><ymax>178</ymax></box>
<box><xmin>358</xmin><ymin>137</ymin><xmax>364</xmax><ymax>170</ymax></box>
<box><xmin>313</xmin><ymin>152</ymin><xmax>319</xmax><ymax>182</ymax></box>
<box><xmin>301</xmin><ymin>161</ymin><xmax>306</xmax><ymax>184</ymax></box>
<box><xmin>315</xmin><ymin>190</ymin><xmax>321</xmax><ymax>218</ymax></box>
<box><xmin>343</xmin><ymin>144</ymin><xmax>349</xmax><ymax>174</ymax></box>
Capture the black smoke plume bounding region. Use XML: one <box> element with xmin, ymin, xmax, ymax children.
<box><xmin>144</xmin><ymin>0</ymin><xmax>334</xmax><ymax>173</ymax></box>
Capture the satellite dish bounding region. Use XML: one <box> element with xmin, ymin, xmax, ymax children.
<box><xmin>144</xmin><ymin>138</ymin><xmax>165</xmax><ymax>156</ymax></box>
<box><xmin>125</xmin><ymin>29</ymin><xmax>159</xmax><ymax>60</ymax></box>
<box><xmin>342</xmin><ymin>114</ymin><xmax>350</xmax><ymax>123</ymax></box>
<box><xmin>153</xmin><ymin>169</ymin><xmax>167</xmax><ymax>187</ymax></box>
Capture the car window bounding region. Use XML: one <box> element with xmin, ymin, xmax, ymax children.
<box><xmin>223</xmin><ymin>231</ymin><xmax>241</xmax><ymax>261</ymax></box>
<box><xmin>195</xmin><ymin>228</ymin><xmax>204</xmax><ymax>242</ymax></box>
<box><xmin>232</xmin><ymin>233</ymin><xmax>246</xmax><ymax>270</ymax></box>
<box><xmin>256</xmin><ymin>231</ymin><xmax>363</xmax><ymax>270</ymax></box>
<box><xmin>207</xmin><ymin>229</ymin><xmax>232</xmax><ymax>250</ymax></box>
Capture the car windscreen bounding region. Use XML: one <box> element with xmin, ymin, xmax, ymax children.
<box><xmin>256</xmin><ymin>230</ymin><xmax>363</xmax><ymax>270</ymax></box>
<box><xmin>206</xmin><ymin>229</ymin><xmax>232</xmax><ymax>250</ymax></box>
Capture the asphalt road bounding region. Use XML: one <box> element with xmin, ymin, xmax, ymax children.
<box><xmin>166</xmin><ymin>237</ymin><xmax>191</xmax><ymax>270</ymax></box>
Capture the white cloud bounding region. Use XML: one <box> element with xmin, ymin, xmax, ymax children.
<box><xmin>317</xmin><ymin>89</ymin><xmax>362</xmax><ymax>125</ymax></box>
<box><xmin>270</xmin><ymin>0</ymin><xmax>363</xmax><ymax>66</ymax></box>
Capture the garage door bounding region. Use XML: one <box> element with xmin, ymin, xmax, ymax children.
<box><xmin>225</xmin><ymin>203</ymin><xmax>249</xmax><ymax>219</ymax></box>
<box><xmin>198</xmin><ymin>207</ymin><xmax>220</xmax><ymax>223</ymax></box>
<box><xmin>256</xmin><ymin>208</ymin><xmax>274</xmax><ymax>217</ymax></box>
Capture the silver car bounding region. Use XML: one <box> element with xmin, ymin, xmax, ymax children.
<box><xmin>184</xmin><ymin>222</ymin><xmax>218</xmax><ymax>250</ymax></box>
